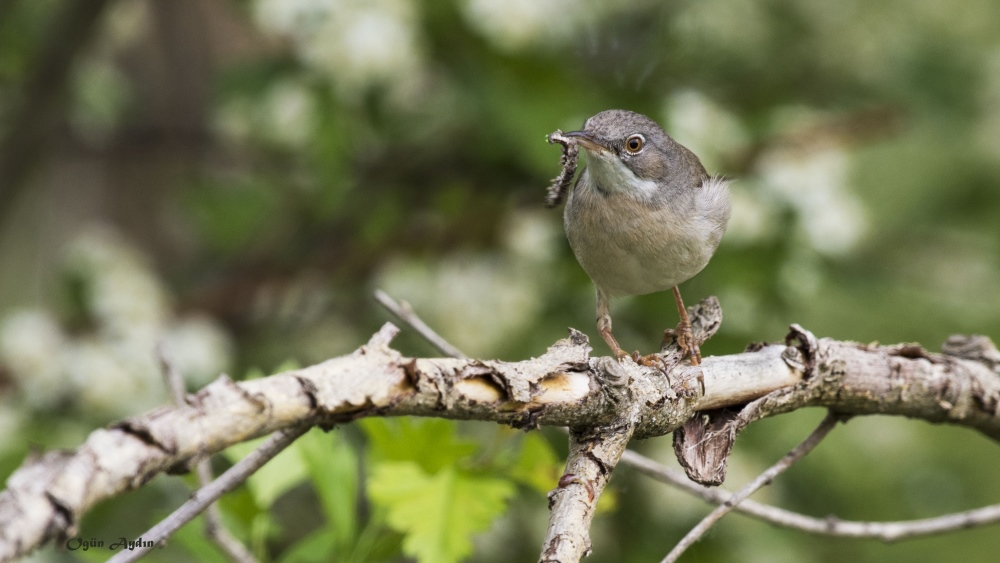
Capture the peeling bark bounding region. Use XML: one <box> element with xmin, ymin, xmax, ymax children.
<box><xmin>1</xmin><ymin>304</ymin><xmax>999</xmax><ymax>562</ymax></box>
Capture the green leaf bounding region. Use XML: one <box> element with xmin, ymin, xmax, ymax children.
<box><xmin>250</xmin><ymin>511</ymin><xmax>276</xmax><ymax>559</ymax></box>
<box><xmin>367</xmin><ymin>462</ymin><xmax>515</xmax><ymax>563</ymax></box>
<box><xmin>595</xmin><ymin>487</ymin><xmax>618</xmax><ymax>515</ymax></box>
<box><xmin>359</xmin><ymin>418</ymin><xmax>477</xmax><ymax>473</ymax></box>
<box><xmin>242</xmin><ymin>367</ymin><xmax>267</xmax><ymax>381</ymax></box>
<box><xmin>298</xmin><ymin>428</ymin><xmax>358</xmax><ymax>551</ymax></box>
<box><xmin>185</xmin><ymin>176</ymin><xmax>284</xmax><ymax>253</ymax></box>
<box><xmin>223</xmin><ymin>435</ymin><xmax>307</xmax><ymax>509</ymax></box>
<box><xmin>170</xmin><ymin>515</ymin><xmax>232</xmax><ymax>563</ymax></box>
<box><xmin>508</xmin><ymin>433</ymin><xmax>617</xmax><ymax>515</ymax></box>
<box><xmin>510</xmin><ymin>432</ymin><xmax>562</xmax><ymax>495</ymax></box>
<box><xmin>272</xmin><ymin>358</ymin><xmax>302</xmax><ymax>373</ymax></box>
<box><xmin>277</xmin><ymin>528</ymin><xmax>339</xmax><ymax>563</ymax></box>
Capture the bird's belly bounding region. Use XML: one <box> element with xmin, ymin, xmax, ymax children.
<box><xmin>565</xmin><ymin>193</ymin><xmax>712</xmax><ymax>297</ymax></box>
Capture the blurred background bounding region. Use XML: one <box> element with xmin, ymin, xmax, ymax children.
<box><xmin>2</xmin><ymin>0</ymin><xmax>1000</xmax><ymax>561</ymax></box>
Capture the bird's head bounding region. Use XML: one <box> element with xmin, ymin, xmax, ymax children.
<box><xmin>565</xmin><ymin>109</ymin><xmax>706</xmax><ymax>199</ymax></box>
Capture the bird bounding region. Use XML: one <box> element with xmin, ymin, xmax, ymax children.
<box><xmin>558</xmin><ymin>109</ymin><xmax>730</xmax><ymax>366</ymax></box>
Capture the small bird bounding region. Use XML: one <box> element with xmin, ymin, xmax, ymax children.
<box><xmin>558</xmin><ymin>109</ymin><xmax>730</xmax><ymax>366</ymax></box>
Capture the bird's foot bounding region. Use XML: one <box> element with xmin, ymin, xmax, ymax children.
<box><xmin>632</xmin><ymin>351</ymin><xmax>673</xmax><ymax>384</ymax></box>
<box><xmin>631</xmin><ymin>350</ymin><xmax>658</xmax><ymax>366</ymax></box>
<box><xmin>599</xmin><ymin>325</ymin><xmax>633</xmax><ymax>362</ymax></box>
<box><xmin>664</xmin><ymin>320</ymin><xmax>701</xmax><ymax>366</ymax></box>
<box><xmin>611</xmin><ymin>347</ymin><xmax>631</xmax><ymax>361</ymax></box>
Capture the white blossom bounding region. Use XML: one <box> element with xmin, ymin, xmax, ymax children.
<box><xmin>722</xmin><ymin>182</ymin><xmax>776</xmax><ymax>246</ymax></box>
<box><xmin>0</xmin><ymin>310</ymin><xmax>69</xmax><ymax>409</ymax></box>
<box><xmin>254</xmin><ymin>0</ymin><xmax>424</xmax><ymax>100</ymax></box>
<box><xmin>161</xmin><ymin>316</ymin><xmax>233</xmax><ymax>388</ymax></box>
<box><xmin>759</xmin><ymin>147</ymin><xmax>867</xmax><ymax>256</ymax></box>
<box><xmin>263</xmin><ymin>80</ymin><xmax>317</xmax><ymax>147</ymax></box>
<box><xmin>375</xmin><ymin>209</ymin><xmax>552</xmax><ymax>359</ymax></box>
<box><xmin>65</xmin><ymin>338</ymin><xmax>162</xmax><ymax>417</ymax></box>
<box><xmin>672</xmin><ymin>0</ymin><xmax>770</xmax><ymax>59</ymax></box>
<box><xmin>501</xmin><ymin>210</ymin><xmax>561</xmax><ymax>263</ymax></box>
<box><xmin>666</xmin><ymin>90</ymin><xmax>749</xmax><ymax>170</ymax></box>
<box><xmin>462</xmin><ymin>0</ymin><xmax>580</xmax><ymax>52</ymax></box>
<box><xmin>63</xmin><ymin>227</ymin><xmax>170</xmax><ymax>338</ymax></box>
<box><xmin>0</xmin><ymin>226</ymin><xmax>234</xmax><ymax>417</ymax></box>
<box><xmin>376</xmin><ymin>252</ymin><xmax>543</xmax><ymax>357</ymax></box>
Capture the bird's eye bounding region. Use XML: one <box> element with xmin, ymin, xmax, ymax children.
<box><xmin>625</xmin><ymin>135</ymin><xmax>644</xmax><ymax>154</ymax></box>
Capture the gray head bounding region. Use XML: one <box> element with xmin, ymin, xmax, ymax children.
<box><xmin>565</xmin><ymin>109</ymin><xmax>708</xmax><ymax>200</ymax></box>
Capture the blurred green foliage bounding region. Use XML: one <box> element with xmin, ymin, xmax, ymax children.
<box><xmin>3</xmin><ymin>0</ymin><xmax>1000</xmax><ymax>561</ymax></box>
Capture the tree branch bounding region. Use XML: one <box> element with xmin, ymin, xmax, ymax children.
<box><xmin>622</xmin><ymin>448</ymin><xmax>1000</xmax><ymax>541</ymax></box>
<box><xmin>106</xmin><ymin>425</ymin><xmax>308</xmax><ymax>563</ymax></box>
<box><xmin>377</xmin><ymin>289</ymin><xmax>636</xmax><ymax>561</ymax></box>
<box><xmin>158</xmin><ymin>344</ymin><xmax>257</xmax><ymax>563</ymax></box>
<box><xmin>375</xmin><ymin>290</ymin><xmax>1000</xmax><ymax>546</ymax></box>
<box><xmin>541</xmin><ymin>424</ymin><xmax>634</xmax><ymax>561</ymax></box>
<box><xmin>374</xmin><ymin>289</ymin><xmax>468</xmax><ymax>359</ymax></box>
<box><xmin>1</xmin><ymin>306</ymin><xmax>999</xmax><ymax>561</ymax></box>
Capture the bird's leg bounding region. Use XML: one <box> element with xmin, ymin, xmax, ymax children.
<box><xmin>662</xmin><ymin>285</ymin><xmax>701</xmax><ymax>366</ymax></box>
<box><xmin>596</xmin><ymin>288</ymin><xmax>629</xmax><ymax>360</ymax></box>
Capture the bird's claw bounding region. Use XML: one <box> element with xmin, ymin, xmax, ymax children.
<box><xmin>614</xmin><ymin>350</ymin><xmax>670</xmax><ymax>382</ymax></box>
<box><xmin>665</xmin><ymin>321</ymin><xmax>701</xmax><ymax>366</ymax></box>
<box><xmin>633</xmin><ymin>352</ymin><xmax>673</xmax><ymax>384</ymax></box>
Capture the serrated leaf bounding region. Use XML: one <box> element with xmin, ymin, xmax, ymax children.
<box><xmin>510</xmin><ymin>432</ymin><xmax>562</xmax><ymax>495</ymax></box>
<box><xmin>359</xmin><ymin>418</ymin><xmax>477</xmax><ymax>473</ymax></box>
<box><xmin>367</xmin><ymin>461</ymin><xmax>515</xmax><ymax>563</ymax></box>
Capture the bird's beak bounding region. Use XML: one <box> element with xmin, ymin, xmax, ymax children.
<box><xmin>564</xmin><ymin>131</ymin><xmax>609</xmax><ymax>153</ymax></box>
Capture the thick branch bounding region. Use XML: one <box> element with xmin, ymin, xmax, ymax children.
<box><xmin>749</xmin><ymin>327</ymin><xmax>1000</xmax><ymax>442</ymax></box>
<box><xmin>1</xmin><ymin>315</ymin><xmax>999</xmax><ymax>560</ymax></box>
<box><xmin>377</xmin><ymin>291</ymin><xmax>1000</xmax><ymax>546</ymax></box>
<box><xmin>540</xmin><ymin>424</ymin><xmax>633</xmax><ymax>561</ymax></box>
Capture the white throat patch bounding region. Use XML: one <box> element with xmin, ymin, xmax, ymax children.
<box><xmin>586</xmin><ymin>150</ymin><xmax>659</xmax><ymax>198</ymax></box>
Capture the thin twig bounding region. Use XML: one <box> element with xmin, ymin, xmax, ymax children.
<box><xmin>196</xmin><ymin>463</ymin><xmax>258</xmax><ymax>563</ymax></box>
<box><xmin>374</xmin><ymin>289</ymin><xmax>468</xmax><ymax>359</ymax></box>
<box><xmin>622</xmin><ymin>449</ymin><xmax>1000</xmax><ymax>541</ymax></box>
<box><xmin>661</xmin><ymin>411</ymin><xmax>841</xmax><ymax>563</ymax></box>
<box><xmin>157</xmin><ymin>343</ymin><xmax>188</xmax><ymax>406</ymax></box>
<box><xmin>156</xmin><ymin>345</ymin><xmax>258</xmax><ymax>563</ymax></box>
<box><xmin>107</xmin><ymin>425</ymin><xmax>308</xmax><ymax>563</ymax></box>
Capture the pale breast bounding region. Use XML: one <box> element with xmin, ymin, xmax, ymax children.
<box><xmin>564</xmin><ymin>175</ymin><xmax>729</xmax><ymax>297</ymax></box>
